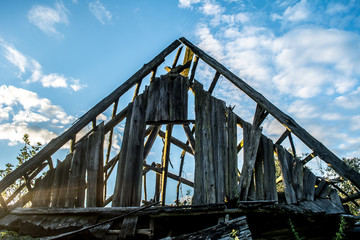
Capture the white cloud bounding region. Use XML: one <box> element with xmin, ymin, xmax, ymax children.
<box><xmin>200</xmin><ymin>1</ymin><xmax>224</xmax><ymax>16</ymax></box>
<box><xmin>0</xmin><ymin>122</ymin><xmax>58</xmax><ymax>146</ymax></box>
<box><xmin>0</xmin><ymin>85</ymin><xmax>75</xmax><ymax>145</ymax></box>
<box><xmin>178</xmin><ymin>0</ymin><xmax>201</xmax><ymax>8</ymax></box>
<box><xmin>28</xmin><ymin>2</ymin><xmax>68</xmax><ymax>37</ymax></box>
<box><xmin>350</xmin><ymin>115</ymin><xmax>360</xmax><ymax>131</ymax></box>
<box><xmin>334</xmin><ymin>87</ymin><xmax>360</xmax><ymax>109</ymax></box>
<box><xmin>41</xmin><ymin>73</ymin><xmax>68</xmax><ymax>88</ymax></box>
<box><xmin>282</xmin><ymin>0</ymin><xmax>310</xmax><ymax>22</ymax></box>
<box><xmin>1</xmin><ymin>40</ymin><xmax>84</xmax><ymax>91</ymax></box>
<box><xmin>3</xmin><ymin>45</ymin><xmax>27</xmax><ymax>73</ymax></box>
<box><xmin>287</xmin><ymin>100</ymin><xmax>319</xmax><ymax>119</ymax></box>
<box><xmin>89</xmin><ymin>0</ymin><xmax>112</xmax><ymax>24</ymax></box>
<box><xmin>196</xmin><ymin>25</ymin><xmax>223</xmax><ymax>60</ymax></box>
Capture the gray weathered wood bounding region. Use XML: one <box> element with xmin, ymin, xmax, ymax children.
<box><xmin>275</xmin><ymin>145</ymin><xmax>297</xmax><ymax>204</ymax></box>
<box><xmin>253</xmin><ymin>104</ymin><xmax>268</xmax><ymax>129</ymax></box>
<box><xmin>144</xmin><ymin>163</ymin><xmax>194</xmax><ymax>188</ymax></box>
<box><xmin>143</xmin><ymin>125</ymin><xmax>161</xmax><ymax>160</ymax></box>
<box><xmin>254</xmin><ymin>139</ymin><xmax>265</xmax><ymax>200</ymax></box>
<box><xmin>65</xmin><ymin>139</ymin><xmax>86</xmax><ymax>208</ymax></box>
<box><xmin>182</xmin><ymin>124</ymin><xmax>195</xmax><ymax>154</ymax></box>
<box><xmin>238</xmin><ymin>122</ymin><xmax>262</xmax><ymax>201</ymax></box>
<box><xmin>226</xmin><ymin>108</ymin><xmax>238</xmax><ymax>201</ymax></box>
<box><xmin>292</xmin><ymin>159</ymin><xmax>303</xmax><ymax>201</ymax></box>
<box><xmin>158</xmin><ymin>130</ymin><xmax>193</xmax><ymax>155</ymax></box>
<box><xmin>86</xmin><ymin>123</ymin><xmax>105</xmax><ymax>207</ymax></box>
<box><xmin>113</xmin><ymin>93</ymin><xmax>147</xmax><ymax>207</ymax></box>
<box><xmin>0</xmin><ymin>40</ymin><xmax>181</xmax><ymax>195</ymax></box>
<box><xmin>119</xmin><ymin>216</ymin><xmax>138</xmax><ymax>239</ymax></box>
<box><xmin>56</xmin><ymin>153</ymin><xmax>73</xmax><ymax>207</ymax></box>
<box><xmin>208</xmin><ymin>71</ymin><xmax>220</xmax><ymax>94</ymax></box>
<box><xmin>302</xmin><ymin>167</ymin><xmax>316</xmax><ymax>201</ymax></box>
<box><xmin>261</xmin><ymin>136</ymin><xmax>278</xmax><ymax>201</ymax></box>
<box><xmin>146</xmin><ymin>75</ymin><xmax>188</xmax><ymax>123</ymax></box>
<box><xmin>179</xmin><ymin>37</ymin><xmax>360</xmax><ymax>191</ymax></box>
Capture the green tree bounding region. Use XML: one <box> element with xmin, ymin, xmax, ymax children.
<box><xmin>0</xmin><ymin>134</ymin><xmax>42</xmax><ymax>204</ymax></box>
<box><xmin>325</xmin><ymin>157</ymin><xmax>360</xmax><ymax>215</ymax></box>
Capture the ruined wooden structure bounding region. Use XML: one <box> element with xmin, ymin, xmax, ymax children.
<box><xmin>0</xmin><ymin>38</ymin><xmax>359</xmax><ymax>239</ymax></box>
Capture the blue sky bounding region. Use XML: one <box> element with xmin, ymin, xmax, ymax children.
<box><xmin>0</xmin><ymin>0</ymin><xmax>359</xmax><ymax>178</ymax></box>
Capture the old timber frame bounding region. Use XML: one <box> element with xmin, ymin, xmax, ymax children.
<box><xmin>0</xmin><ymin>38</ymin><xmax>359</xmax><ymax>239</ymax></box>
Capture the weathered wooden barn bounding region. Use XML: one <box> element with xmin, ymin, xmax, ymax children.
<box><xmin>0</xmin><ymin>38</ymin><xmax>359</xmax><ymax>239</ymax></box>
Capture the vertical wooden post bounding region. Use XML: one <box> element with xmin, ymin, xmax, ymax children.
<box><xmin>181</xmin><ymin>47</ymin><xmax>194</xmax><ymax>77</ymax></box>
<box><xmin>161</xmin><ymin>124</ymin><xmax>173</xmax><ymax>206</ymax></box>
<box><xmin>132</xmin><ymin>79</ymin><xmax>143</xmax><ymax>101</ymax></box>
<box><xmin>172</xmin><ymin>46</ymin><xmax>183</xmax><ymax>69</ymax></box>
<box><xmin>189</xmin><ymin>56</ymin><xmax>199</xmax><ymax>83</ymax></box>
<box><xmin>154</xmin><ymin>164</ymin><xmax>162</xmax><ymax>203</ymax></box>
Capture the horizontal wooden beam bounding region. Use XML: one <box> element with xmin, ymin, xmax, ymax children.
<box><xmin>158</xmin><ymin>130</ymin><xmax>193</xmax><ymax>155</ymax></box>
<box><xmin>0</xmin><ymin>40</ymin><xmax>181</xmax><ymax>194</ymax></box>
<box><xmin>143</xmin><ymin>163</ymin><xmax>194</xmax><ymax>188</ymax></box>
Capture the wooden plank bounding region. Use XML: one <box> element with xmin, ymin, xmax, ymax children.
<box><xmin>51</xmin><ymin>159</ymin><xmax>64</xmax><ymax>207</ymax></box>
<box><xmin>161</xmin><ymin>124</ymin><xmax>173</xmax><ymax>206</ymax></box>
<box><xmin>182</xmin><ymin>124</ymin><xmax>195</xmax><ymax>154</ymax></box>
<box><xmin>193</xmin><ymin>82</ymin><xmax>206</xmax><ymax>205</ymax></box>
<box><xmin>56</xmin><ymin>153</ymin><xmax>72</xmax><ymax>207</ymax></box>
<box><xmin>252</xmin><ymin>104</ymin><xmax>268</xmax><ymax>129</ymax></box>
<box><xmin>86</xmin><ymin>122</ymin><xmax>105</xmax><ymax>207</ymax></box>
<box><xmin>288</xmin><ymin>132</ymin><xmax>297</xmax><ymax>157</ymax></box>
<box><xmin>329</xmin><ymin>189</ymin><xmax>344</xmax><ymax>211</ymax></box>
<box><xmin>238</xmin><ymin>122</ymin><xmax>262</xmax><ymax>201</ymax></box>
<box><xmin>118</xmin><ymin>216</ymin><xmax>138</xmax><ymax>239</ymax></box>
<box><xmin>275</xmin><ymin>144</ymin><xmax>297</xmax><ymax>204</ymax></box>
<box><xmin>208</xmin><ymin>71</ymin><xmax>220</xmax><ymax>94</ymax></box>
<box><xmin>181</xmin><ymin>47</ymin><xmax>194</xmax><ymax>77</ymax></box>
<box><xmin>144</xmin><ymin>125</ymin><xmax>161</xmax><ymax>160</ymax></box>
<box><xmin>65</xmin><ymin>139</ymin><xmax>86</xmax><ymax>208</ymax></box>
<box><xmin>292</xmin><ymin>159</ymin><xmax>303</xmax><ymax>200</ymax></box>
<box><xmin>212</xmin><ymin>96</ymin><xmax>226</xmax><ymax>203</ymax></box>
<box><xmin>112</xmin><ymin>102</ymin><xmax>133</xmax><ymax>207</ymax></box>
<box><xmin>226</xmin><ymin>108</ymin><xmax>238</xmax><ymax>201</ymax></box>
<box><xmin>143</xmin><ymin>163</ymin><xmax>194</xmax><ymax>188</ymax></box>
<box><xmin>261</xmin><ymin>135</ymin><xmax>278</xmax><ymax>201</ymax></box>
<box><xmin>158</xmin><ymin>130</ymin><xmax>193</xmax><ymax>155</ymax></box>
<box><xmin>189</xmin><ymin>55</ymin><xmax>199</xmax><ymax>82</ymax></box>
<box><xmin>302</xmin><ymin>152</ymin><xmax>317</xmax><ymax>165</ymax></box>
<box><xmin>0</xmin><ymin>39</ymin><xmax>181</xmax><ymax>195</ymax></box>
<box><xmin>172</xmin><ymin>46</ymin><xmax>183</xmax><ymax>69</ymax></box>
<box><xmin>302</xmin><ymin>167</ymin><xmax>316</xmax><ymax>201</ymax></box>
<box><xmin>179</xmin><ymin>37</ymin><xmax>360</xmax><ymax>191</ymax></box>
<box><xmin>113</xmin><ymin>93</ymin><xmax>147</xmax><ymax>207</ymax></box>
<box><xmin>275</xmin><ymin>130</ymin><xmax>289</xmax><ymax>145</ymax></box>
<box><xmin>254</xmin><ymin>139</ymin><xmax>265</xmax><ymax>200</ymax></box>
<box><xmin>76</xmin><ymin>139</ymin><xmax>88</xmax><ymax>207</ymax></box>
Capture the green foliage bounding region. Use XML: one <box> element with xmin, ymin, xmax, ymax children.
<box><xmin>0</xmin><ymin>134</ymin><xmax>42</xmax><ymax>203</ymax></box>
<box><xmin>325</xmin><ymin>157</ymin><xmax>360</xmax><ymax>215</ymax></box>
<box><xmin>229</xmin><ymin>229</ymin><xmax>239</xmax><ymax>240</ymax></box>
<box><xmin>288</xmin><ymin>218</ymin><xmax>304</xmax><ymax>240</ymax></box>
<box><xmin>333</xmin><ymin>216</ymin><xmax>347</xmax><ymax>240</ymax></box>
<box><xmin>0</xmin><ymin>230</ymin><xmax>36</xmax><ymax>240</ymax></box>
